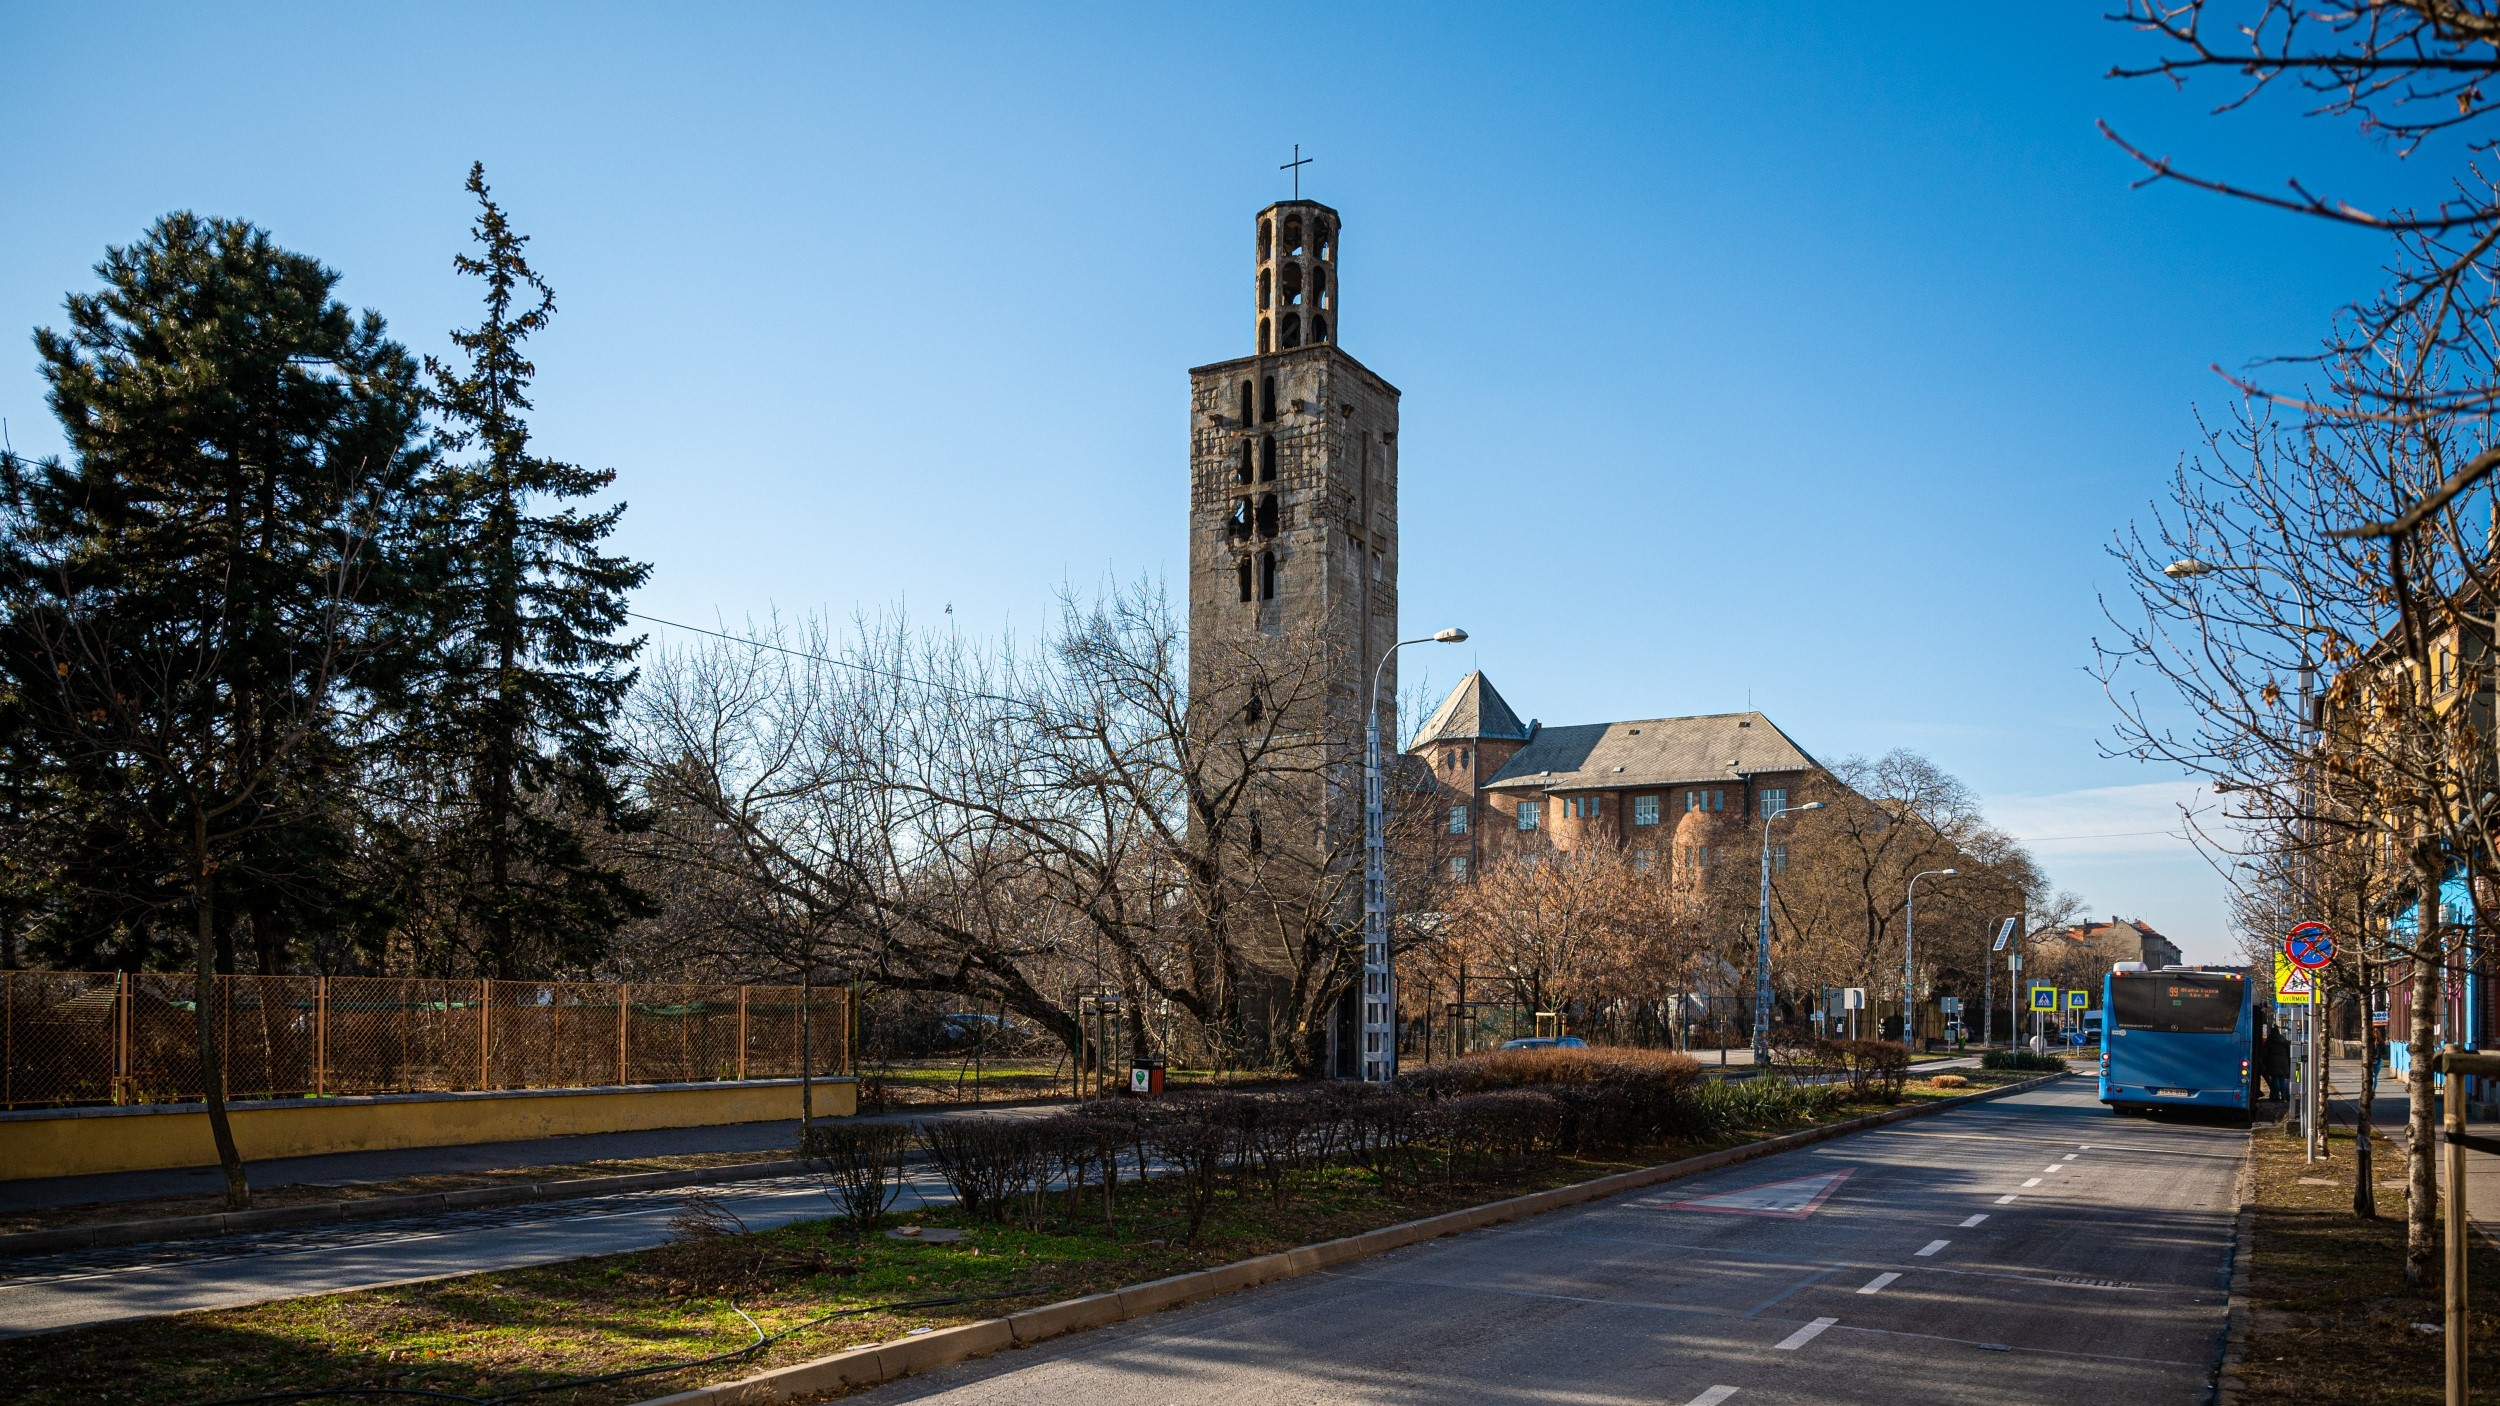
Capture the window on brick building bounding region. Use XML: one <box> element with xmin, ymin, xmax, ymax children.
<box><xmin>1633</xmin><ymin>849</ymin><xmax>1654</xmax><ymax>873</ymax></box>
<box><xmin>1687</xmin><ymin>789</ymin><xmax>1724</xmax><ymax>813</ymax></box>
<box><xmin>1761</xmin><ymin>787</ymin><xmax>1788</xmax><ymax>817</ymax></box>
<box><xmin>1449</xmin><ymin>856</ymin><xmax>1469</xmax><ymax>880</ymax></box>
<box><xmin>1633</xmin><ymin>795</ymin><xmax>1659</xmax><ymax>826</ymax></box>
<box><xmin>1516</xmin><ymin>801</ymin><xmax>1541</xmax><ymax>831</ymax></box>
<box><xmin>1770</xmin><ymin>844</ymin><xmax>1787</xmax><ymax>873</ymax></box>
<box><xmin>1448</xmin><ymin>805</ymin><xmax>1469</xmax><ymax>835</ymax></box>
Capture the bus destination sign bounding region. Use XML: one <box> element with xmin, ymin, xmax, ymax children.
<box><xmin>2284</xmin><ymin>920</ymin><xmax>2335</xmax><ymax>972</ymax></box>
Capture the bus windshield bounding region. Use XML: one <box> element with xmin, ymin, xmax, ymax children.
<box><xmin>2111</xmin><ymin>975</ymin><xmax>2244</xmax><ymax>1034</ymax></box>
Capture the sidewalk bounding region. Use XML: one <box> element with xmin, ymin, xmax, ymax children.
<box><xmin>2316</xmin><ymin>1055</ymin><xmax>2500</xmax><ymax>1243</ymax></box>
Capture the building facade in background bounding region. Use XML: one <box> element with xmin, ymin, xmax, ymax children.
<box><xmin>1407</xmin><ymin>671</ymin><xmax>1825</xmax><ymax>880</ymax></box>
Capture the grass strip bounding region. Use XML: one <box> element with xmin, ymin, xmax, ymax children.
<box><xmin>2233</xmin><ymin>1115</ymin><xmax>2500</xmax><ymax>1403</ymax></box>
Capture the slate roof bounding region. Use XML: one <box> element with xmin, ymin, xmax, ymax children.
<box><xmin>1411</xmin><ymin>671</ymin><xmax>1531</xmax><ymax>746</ymax></box>
<box><xmin>1477</xmin><ymin>711</ymin><xmax>1818</xmax><ymax>793</ymax></box>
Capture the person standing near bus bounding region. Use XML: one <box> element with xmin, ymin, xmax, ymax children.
<box><xmin>2258</xmin><ymin>1019</ymin><xmax>2291</xmax><ymax>1101</ymax></box>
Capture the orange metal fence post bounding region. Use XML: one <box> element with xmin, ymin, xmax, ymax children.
<box><xmin>736</xmin><ymin>985</ymin><xmax>749</xmax><ymax>1082</ymax></box>
<box><xmin>118</xmin><ymin>971</ymin><xmax>130</xmax><ymax>1104</ymax></box>
<box><xmin>479</xmin><ymin>979</ymin><xmax>491</xmax><ymax>1091</ymax></box>
<box><xmin>314</xmin><ymin>976</ymin><xmax>327</xmax><ymax>1098</ymax></box>
<box><xmin>617</xmin><ymin>983</ymin><xmax>629</xmax><ymax>1086</ymax></box>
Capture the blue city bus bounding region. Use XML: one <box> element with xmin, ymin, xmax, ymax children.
<box><xmin>2099</xmin><ymin>965</ymin><xmax>2254</xmax><ymax>1120</ymax></box>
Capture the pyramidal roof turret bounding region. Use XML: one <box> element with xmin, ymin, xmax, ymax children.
<box><xmin>1412</xmin><ymin>671</ymin><xmax>1531</xmax><ymax>747</ymax></box>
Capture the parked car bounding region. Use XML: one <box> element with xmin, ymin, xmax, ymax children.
<box><xmin>1497</xmin><ymin>1035</ymin><xmax>1588</xmax><ymax>1051</ymax></box>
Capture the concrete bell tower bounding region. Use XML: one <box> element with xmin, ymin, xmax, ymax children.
<box><xmin>1186</xmin><ymin>198</ymin><xmax>1400</xmax><ymax>1077</ymax></box>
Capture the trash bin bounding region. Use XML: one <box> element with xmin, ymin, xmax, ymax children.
<box><xmin>1128</xmin><ymin>1059</ymin><xmax>1165</xmax><ymax>1096</ymax></box>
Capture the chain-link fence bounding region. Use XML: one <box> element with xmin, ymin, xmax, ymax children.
<box><xmin>0</xmin><ymin>971</ymin><xmax>849</xmax><ymax>1109</ymax></box>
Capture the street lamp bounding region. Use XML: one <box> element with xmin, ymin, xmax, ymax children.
<box><xmin>1904</xmin><ymin>868</ymin><xmax>1959</xmax><ymax>1051</ymax></box>
<box><xmin>1752</xmin><ymin>800</ymin><xmax>1826</xmax><ymax>1065</ymax></box>
<box><xmin>1363</xmin><ymin>626</ymin><xmax>1468</xmax><ymax>1083</ymax></box>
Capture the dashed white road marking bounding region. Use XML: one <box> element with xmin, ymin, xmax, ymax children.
<box><xmin>1857</xmin><ymin>1272</ymin><xmax>1900</xmax><ymax>1294</ymax></box>
<box><xmin>1775</xmin><ymin>1317</ymin><xmax>1838</xmax><ymax>1350</ymax></box>
<box><xmin>2021</xmin><ymin>1178</ymin><xmax>2042</xmax><ymax>1188</ymax></box>
<box><xmin>2062</xmin><ymin>1153</ymin><xmax>2080</xmax><ymax>1160</ymax></box>
<box><xmin>1994</xmin><ymin>1194</ymin><xmax>2019</xmax><ymax>1205</ymax></box>
<box><xmin>2043</xmin><ymin>1165</ymin><xmax>2065</xmax><ymax>1175</ymax></box>
<box><xmin>1960</xmin><ymin>1214</ymin><xmax>1988</xmax><ymax>1227</ymax></box>
<box><xmin>1686</xmin><ymin>1388</ymin><xmax>1740</xmax><ymax>1406</ymax></box>
<box><xmin>1915</xmin><ymin>1239</ymin><xmax>1950</xmax><ymax>1257</ymax></box>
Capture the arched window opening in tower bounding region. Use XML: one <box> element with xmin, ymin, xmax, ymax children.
<box><xmin>1283</xmin><ymin>215</ymin><xmax>1304</xmax><ymax>256</ymax></box>
<box><xmin>1237</xmin><ymin>557</ymin><xmax>1253</xmax><ymax>602</ymax></box>
<box><xmin>1260</xmin><ymin>550</ymin><xmax>1277</xmax><ymax>600</ymax></box>
<box><xmin>1258</xmin><ymin>318</ymin><xmax>1270</xmax><ymax>353</ymax></box>
<box><xmin>1238</xmin><ymin>380</ymin><xmax>1253</xmax><ymax>425</ymax></box>
<box><xmin>1259</xmin><ymin>434</ymin><xmax>1276</xmax><ymax>482</ymax></box>
<box><xmin>1256</xmin><ymin>492</ymin><xmax>1279</xmax><ymax>538</ymax></box>
<box><xmin>1235</xmin><ymin>441</ymin><xmax>1253</xmax><ymax>485</ymax></box>
<box><xmin>1260</xmin><ymin>376</ymin><xmax>1276</xmax><ymax>422</ymax></box>
<box><xmin>1258</xmin><ymin>218</ymin><xmax>1271</xmax><ymax>258</ymax></box>
<box><xmin>1280</xmin><ymin>313</ymin><xmax>1302</xmax><ymax>348</ymax></box>
<box><xmin>1243</xmin><ymin>688</ymin><xmax>1264</xmax><ymax>724</ymax></box>
<box><xmin>1248</xmin><ymin>808</ymin><xmax>1264</xmax><ymax>854</ymax></box>
<box><xmin>1257</xmin><ymin>268</ymin><xmax>1270</xmax><ymax>310</ymax></box>
<box><xmin>1281</xmin><ymin>261</ymin><xmax>1304</xmax><ymax>307</ymax></box>
<box><xmin>1318</xmin><ymin>222</ymin><xmax>1333</xmax><ymax>260</ymax></box>
<box><xmin>1312</xmin><ymin>315</ymin><xmax>1330</xmax><ymax>344</ymax></box>
<box><xmin>1229</xmin><ymin>497</ymin><xmax>1252</xmax><ymax>540</ymax></box>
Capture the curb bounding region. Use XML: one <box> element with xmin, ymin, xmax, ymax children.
<box><xmin>0</xmin><ymin>1157</ymin><xmax>812</xmax><ymax>1259</ymax></box>
<box><xmin>637</xmin><ymin>1071</ymin><xmax>2071</xmax><ymax>1406</ymax></box>
<box><xmin>2213</xmin><ymin>1121</ymin><xmax>2261</xmax><ymax>1404</ymax></box>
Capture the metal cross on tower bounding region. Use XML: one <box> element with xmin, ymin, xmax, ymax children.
<box><xmin>1281</xmin><ymin>144</ymin><xmax>1312</xmax><ymax>199</ymax></box>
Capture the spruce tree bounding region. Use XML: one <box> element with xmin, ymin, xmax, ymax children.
<box><xmin>402</xmin><ymin>165</ymin><xmax>650</xmax><ymax>977</ymax></box>
<box><xmin>0</xmin><ymin>214</ymin><xmax>426</xmax><ymax>1204</ymax></box>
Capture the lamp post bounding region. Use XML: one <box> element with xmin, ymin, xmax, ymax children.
<box><xmin>1363</xmin><ymin>626</ymin><xmax>1469</xmax><ymax>1083</ymax></box>
<box><xmin>1904</xmin><ymin>868</ymin><xmax>1959</xmax><ymax>1051</ymax></box>
<box><xmin>1752</xmin><ymin>800</ymin><xmax>1826</xmax><ymax>1065</ymax></box>
<box><xmin>2168</xmin><ymin>556</ymin><xmax>2327</xmax><ymax>1157</ymax></box>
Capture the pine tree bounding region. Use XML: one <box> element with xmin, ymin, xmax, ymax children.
<box><xmin>401</xmin><ymin>165</ymin><xmax>651</xmax><ymax>977</ymax></box>
<box><xmin>0</xmin><ymin>213</ymin><xmax>427</xmax><ymax>1205</ymax></box>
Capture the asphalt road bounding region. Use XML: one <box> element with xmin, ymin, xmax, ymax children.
<box><xmin>0</xmin><ymin>1164</ymin><xmax>971</xmax><ymax>1338</ymax></box>
<box><xmin>878</xmin><ymin>1080</ymin><xmax>2243</xmax><ymax>1406</ymax></box>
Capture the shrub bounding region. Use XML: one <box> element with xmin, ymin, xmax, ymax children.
<box><xmin>1690</xmin><ymin>1075</ymin><xmax>1846</xmax><ymax>1135</ymax></box>
<box><xmin>1399</xmin><ymin>1048</ymin><xmax>1704</xmax><ymax>1150</ymax></box>
<box><xmin>1817</xmin><ymin>1039</ymin><xmax>1910</xmax><ymax>1103</ymax></box>
<box><xmin>1927</xmin><ymin>1073</ymin><xmax>1969</xmax><ymax>1089</ymax></box>
<box><xmin>798</xmin><ymin>1121</ymin><xmax>911</xmax><ymax>1231</ymax></box>
<box><xmin>1980</xmin><ymin>1049</ymin><xmax>2066</xmax><ymax>1072</ymax></box>
<box><xmin>914</xmin><ymin>1119</ymin><xmax>1045</xmax><ymax>1223</ymax></box>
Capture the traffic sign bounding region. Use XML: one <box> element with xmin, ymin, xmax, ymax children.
<box><xmin>2273</xmin><ymin>951</ymin><xmax>2315</xmax><ymax>1005</ymax></box>
<box><xmin>2065</xmin><ymin>990</ymin><xmax>2089</xmax><ymax>1010</ymax></box>
<box><xmin>2284</xmin><ymin>920</ymin><xmax>2336</xmax><ymax>971</ymax></box>
<box><xmin>1992</xmin><ymin>917</ymin><xmax>2017</xmax><ymax>953</ymax></box>
<box><xmin>2029</xmin><ymin>986</ymin><xmax>2058</xmax><ymax>1012</ymax></box>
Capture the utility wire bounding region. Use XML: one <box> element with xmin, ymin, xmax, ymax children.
<box><xmin>628</xmin><ymin>610</ymin><xmax>1030</xmax><ymax>708</ymax></box>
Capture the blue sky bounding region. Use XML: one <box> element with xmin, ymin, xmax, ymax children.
<box><xmin>0</xmin><ymin>5</ymin><xmax>2444</xmax><ymax>962</ymax></box>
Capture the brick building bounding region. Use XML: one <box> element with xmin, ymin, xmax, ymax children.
<box><xmin>2057</xmin><ymin>917</ymin><xmax>2184</xmax><ymax>970</ymax></box>
<box><xmin>1408</xmin><ymin>671</ymin><xmax>1825</xmax><ymax>881</ymax></box>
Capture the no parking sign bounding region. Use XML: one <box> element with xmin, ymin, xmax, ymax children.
<box><xmin>2284</xmin><ymin>920</ymin><xmax>2336</xmax><ymax>971</ymax></box>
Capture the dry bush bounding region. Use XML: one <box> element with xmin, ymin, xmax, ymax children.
<box><xmin>1927</xmin><ymin>1073</ymin><xmax>1969</xmax><ymax>1090</ymax></box>
<box><xmin>1816</xmin><ymin>1039</ymin><xmax>1910</xmax><ymax>1103</ymax></box>
<box><xmin>799</xmin><ymin>1122</ymin><xmax>910</xmax><ymax>1231</ymax></box>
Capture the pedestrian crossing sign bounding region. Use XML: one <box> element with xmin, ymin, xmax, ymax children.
<box><xmin>2065</xmin><ymin>990</ymin><xmax>2088</xmax><ymax>1010</ymax></box>
<box><xmin>2273</xmin><ymin>951</ymin><xmax>2314</xmax><ymax>1005</ymax></box>
<box><xmin>2028</xmin><ymin>986</ymin><xmax>2057</xmax><ymax>1012</ymax></box>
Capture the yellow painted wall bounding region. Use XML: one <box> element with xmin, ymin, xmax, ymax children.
<box><xmin>0</xmin><ymin>1078</ymin><xmax>857</xmax><ymax>1181</ymax></box>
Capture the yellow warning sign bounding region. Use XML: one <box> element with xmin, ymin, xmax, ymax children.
<box><xmin>2273</xmin><ymin>950</ymin><xmax>2314</xmax><ymax>1005</ymax></box>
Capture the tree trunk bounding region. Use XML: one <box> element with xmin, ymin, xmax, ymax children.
<box><xmin>2358</xmin><ymin>969</ymin><xmax>2381</xmax><ymax>1220</ymax></box>
<box><xmin>191</xmin><ymin>826</ymin><xmax>249</xmax><ymax>1211</ymax></box>
<box><xmin>2406</xmin><ymin>863</ymin><xmax>2443</xmax><ymax>1289</ymax></box>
